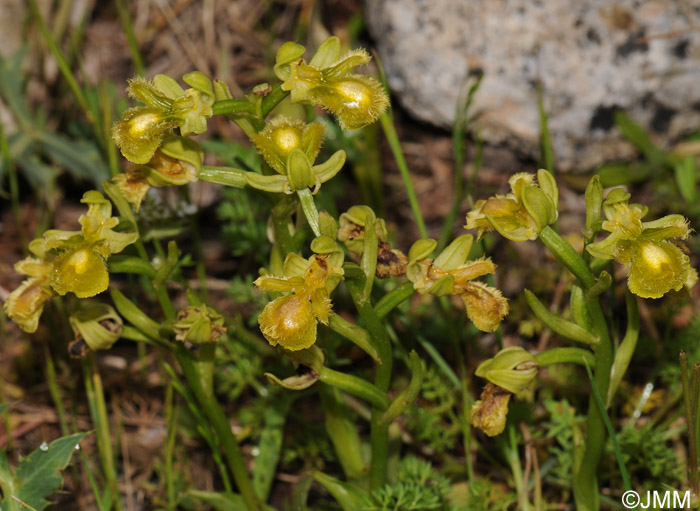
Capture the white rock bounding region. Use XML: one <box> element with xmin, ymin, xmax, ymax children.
<box><xmin>365</xmin><ymin>0</ymin><xmax>700</xmax><ymax>171</ymax></box>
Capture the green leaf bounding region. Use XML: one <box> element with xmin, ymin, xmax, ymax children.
<box><xmin>0</xmin><ymin>403</ymin><xmax>10</xmax><ymax>414</ymax></box>
<box><xmin>596</xmin><ymin>162</ymin><xmax>654</xmax><ymax>187</ymax></box>
<box><xmin>312</xmin><ymin>471</ymin><xmax>367</xmax><ymax>511</ymax></box>
<box><xmin>10</xmin><ymin>432</ymin><xmax>87</xmax><ymax>511</ymax></box>
<box><xmin>524</xmin><ymin>289</ymin><xmax>599</xmax><ymax>346</ymax></box>
<box><xmin>39</xmin><ymin>132</ymin><xmax>109</xmax><ymax>186</ymax></box>
<box><xmin>252</xmin><ymin>396</ymin><xmax>291</xmax><ymax>501</ymax></box>
<box><xmin>673</xmin><ymin>155</ymin><xmax>697</xmax><ymax>203</ymax></box>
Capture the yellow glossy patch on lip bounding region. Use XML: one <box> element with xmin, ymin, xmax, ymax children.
<box><xmin>129</xmin><ymin>112</ymin><xmax>161</xmax><ymax>137</ymax></box>
<box><xmin>68</xmin><ymin>249</ymin><xmax>91</xmax><ymax>274</ymax></box>
<box><xmin>273</xmin><ymin>127</ymin><xmax>301</xmax><ymax>153</ymax></box>
<box><xmin>640</xmin><ymin>242</ymin><xmax>671</xmax><ymax>271</ymax></box>
<box><xmin>333</xmin><ymin>79</ymin><xmax>372</xmax><ymax>110</ymax></box>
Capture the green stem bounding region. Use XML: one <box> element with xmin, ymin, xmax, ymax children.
<box><xmin>374</xmin><ymin>281</ymin><xmax>415</xmax><ymax>320</ymax></box>
<box><xmin>538</xmin><ymin>226</ymin><xmax>612</xmax><ymax>511</ymax></box>
<box><xmin>164</xmin><ymin>383</ymin><xmax>178</xmax><ymax>511</ymax></box>
<box><xmin>212</xmin><ymin>99</ymin><xmax>256</xmax><ymax>116</ymax></box>
<box><xmin>539</xmin><ymin>226</ymin><xmax>595</xmax><ymax>289</ymax></box>
<box><xmin>261</xmin><ymin>84</ymin><xmax>290</xmax><ymax>118</ymax></box>
<box><xmin>345</xmin><ymin>277</ymin><xmax>392</xmax><ymax>489</ymax></box>
<box><xmin>175</xmin><ymin>345</ymin><xmax>264</xmax><ymax>511</ymax></box>
<box><xmin>379</xmin><ymin>112</ymin><xmax>428</xmax><ymax>239</ymax></box>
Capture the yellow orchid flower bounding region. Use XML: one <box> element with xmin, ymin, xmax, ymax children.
<box><xmin>466</xmin><ymin>169</ymin><xmax>558</xmax><ymax>242</ymax></box>
<box><xmin>255</xmin><ymin>253</ymin><xmax>343</xmax><ymax>351</ymax></box>
<box><xmin>407</xmin><ymin>235</ymin><xmax>509</xmax><ymax>332</ymax></box>
<box><xmin>587</xmin><ymin>188</ymin><xmax>693</xmax><ymax>299</ymax></box>
<box><xmin>274</xmin><ymin>37</ymin><xmax>389</xmax><ymax>130</ymax></box>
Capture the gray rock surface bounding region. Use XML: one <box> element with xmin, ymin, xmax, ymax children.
<box><xmin>365</xmin><ymin>0</ymin><xmax>700</xmax><ymax>171</ymax></box>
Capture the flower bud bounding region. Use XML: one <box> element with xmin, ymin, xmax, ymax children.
<box><xmin>69</xmin><ymin>303</ymin><xmax>123</xmax><ymax>351</ymax></box>
<box><xmin>475</xmin><ymin>346</ymin><xmax>538</xmax><ymax>396</ymax></box>
<box><xmin>173</xmin><ymin>305</ymin><xmax>226</xmax><ymax>344</ymax></box>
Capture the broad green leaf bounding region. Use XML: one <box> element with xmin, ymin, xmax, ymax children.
<box><xmin>12</xmin><ymin>432</ymin><xmax>87</xmax><ymax>511</ymax></box>
<box><xmin>0</xmin><ymin>403</ymin><xmax>10</xmax><ymax>414</ymax></box>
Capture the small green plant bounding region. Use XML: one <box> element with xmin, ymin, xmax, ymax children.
<box><xmin>3</xmin><ymin>29</ymin><xmax>697</xmax><ymax>511</ymax></box>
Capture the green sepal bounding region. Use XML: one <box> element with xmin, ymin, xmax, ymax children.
<box><xmin>287</xmin><ymin>149</ymin><xmax>315</xmax><ymax>191</ymax></box>
<box><xmin>425</xmin><ymin>274</ymin><xmax>455</xmax><ymax>297</ymax></box>
<box><xmin>213</xmin><ymin>79</ymin><xmax>233</xmax><ymax>101</ymax></box>
<box><xmin>434</xmin><ymin>234</ymin><xmax>473</xmax><ymax>271</ymax></box>
<box><xmin>584</xmin><ymin>175</ymin><xmax>603</xmax><ymax>235</ymax></box>
<box><xmin>484</xmin><ymin>212</ymin><xmax>537</xmax><ymax>242</ymax></box>
<box><xmin>521</xmin><ymin>185</ymin><xmax>556</xmax><ymax>230</ymax></box>
<box><xmin>280</xmin><ymin>344</ymin><xmax>325</xmax><ymax>374</ymax></box>
<box><xmin>537</xmin><ymin>169</ymin><xmax>558</xmax><ymax>210</ymax></box>
<box><xmin>244</xmin><ymin>172</ymin><xmax>288</xmax><ymax>193</ymax></box>
<box><xmin>406</xmin><ymin>238</ymin><xmax>437</xmax><ymax>282</ymax></box>
<box><xmin>309</xmin><ymin>36</ymin><xmax>342</xmax><ymax>69</ymax></box>
<box><xmin>265</xmin><ymin>371</ymin><xmax>318</xmax><ymax>390</ymax></box>
<box><xmin>475</xmin><ymin>346</ymin><xmax>538</xmax><ymax>396</ymax></box>
<box><xmin>182</xmin><ymin>71</ymin><xmax>214</xmax><ymax>97</ymax></box>
<box><xmin>282</xmin><ymin>252</ymin><xmax>310</xmax><ymax>278</ymax></box>
<box><xmin>153</xmin><ymin>74</ymin><xmax>185</xmax><ymax>100</ymax></box>
<box><xmin>69</xmin><ymin>303</ymin><xmax>123</xmax><ymax>351</ymax></box>
<box><xmin>313</xmin><ymin>150</ymin><xmax>346</xmax><ymax>184</ymax></box>
<box><xmin>274</xmin><ymin>42</ymin><xmax>306</xmax><ymax>81</ymax></box>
